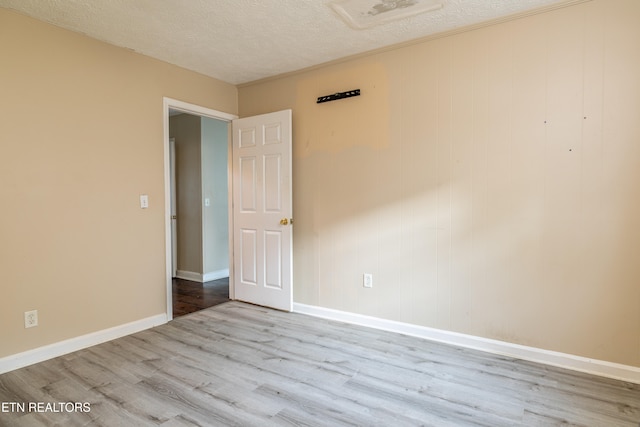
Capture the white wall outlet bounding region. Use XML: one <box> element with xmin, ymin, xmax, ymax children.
<box><xmin>363</xmin><ymin>273</ymin><xmax>373</xmax><ymax>288</ymax></box>
<box><xmin>140</xmin><ymin>194</ymin><xmax>149</xmax><ymax>209</ymax></box>
<box><xmin>24</xmin><ymin>310</ymin><xmax>38</xmax><ymax>328</ymax></box>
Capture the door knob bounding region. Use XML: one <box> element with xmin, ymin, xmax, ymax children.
<box><xmin>280</xmin><ymin>218</ymin><xmax>289</xmax><ymax>225</ymax></box>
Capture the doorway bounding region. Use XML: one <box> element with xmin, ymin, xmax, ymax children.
<box><xmin>170</xmin><ymin>111</ymin><xmax>231</xmax><ymax>317</ymax></box>
<box><xmin>163</xmin><ymin>98</ymin><xmax>238</xmax><ymax>321</ymax></box>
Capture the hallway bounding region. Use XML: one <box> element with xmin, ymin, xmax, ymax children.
<box><xmin>172</xmin><ymin>277</ymin><xmax>229</xmax><ymax>317</ymax></box>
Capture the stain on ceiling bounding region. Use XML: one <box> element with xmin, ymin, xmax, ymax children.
<box><xmin>0</xmin><ymin>0</ymin><xmax>580</xmax><ymax>85</ymax></box>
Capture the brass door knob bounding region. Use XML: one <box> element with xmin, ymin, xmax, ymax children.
<box><xmin>280</xmin><ymin>218</ymin><xmax>289</xmax><ymax>225</ymax></box>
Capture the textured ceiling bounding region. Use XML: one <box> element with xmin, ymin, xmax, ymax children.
<box><xmin>1</xmin><ymin>0</ymin><xmax>578</xmax><ymax>85</ymax></box>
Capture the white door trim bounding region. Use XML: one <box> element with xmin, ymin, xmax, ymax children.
<box><xmin>162</xmin><ymin>97</ymin><xmax>238</xmax><ymax>321</ymax></box>
<box><xmin>170</xmin><ymin>137</ymin><xmax>177</xmax><ymax>278</ymax></box>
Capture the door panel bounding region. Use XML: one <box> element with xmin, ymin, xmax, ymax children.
<box><xmin>232</xmin><ymin>110</ymin><xmax>292</xmax><ymax>311</ymax></box>
<box><xmin>240</xmin><ymin>157</ymin><xmax>257</xmax><ymax>212</ymax></box>
<box><xmin>264</xmin><ymin>230</ymin><xmax>283</xmax><ymax>289</ymax></box>
<box><xmin>240</xmin><ymin>229</ymin><xmax>257</xmax><ymax>285</ymax></box>
<box><xmin>264</xmin><ymin>154</ymin><xmax>282</xmax><ymax>212</ymax></box>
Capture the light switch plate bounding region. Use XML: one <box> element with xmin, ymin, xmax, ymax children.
<box><xmin>363</xmin><ymin>273</ymin><xmax>373</xmax><ymax>288</ymax></box>
<box><xmin>140</xmin><ymin>194</ymin><xmax>149</xmax><ymax>209</ymax></box>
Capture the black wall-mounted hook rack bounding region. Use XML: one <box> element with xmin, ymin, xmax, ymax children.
<box><xmin>317</xmin><ymin>89</ymin><xmax>360</xmax><ymax>104</ymax></box>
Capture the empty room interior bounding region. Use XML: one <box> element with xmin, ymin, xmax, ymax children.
<box><xmin>1</xmin><ymin>0</ymin><xmax>640</xmax><ymax>425</ymax></box>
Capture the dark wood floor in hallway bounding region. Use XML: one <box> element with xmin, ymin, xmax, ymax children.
<box><xmin>172</xmin><ymin>277</ymin><xmax>229</xmax><ymax>318</ymax></box>
<box><xmin>1</xmin><ymin>301</ymin><xmax>639</xmax><ymax>426</ymax></box>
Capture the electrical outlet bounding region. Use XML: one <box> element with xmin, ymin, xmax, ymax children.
<box><xmin>24</xmin><ymin>310</ymin><xmax>38</xmax><ymax>328</ymax></box>
<box><xmin>363</xmin><ymin>273</ymin><xmax>373</xmax><ymax>288</ymax></box>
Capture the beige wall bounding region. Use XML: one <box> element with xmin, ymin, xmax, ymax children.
<box><xmin>170</xmin><ymin>114</ymin><xmax>203</xmax><ymax>274</ymax></box>
<box><xmin>239</xmin><ymin>0</ymin><xmax>640</xmax><ymax>367</ymax></box>
<box><xmin>0</xmin><ymin>9</ymin><xmax>237</xmax><ymax>357</ymax></box>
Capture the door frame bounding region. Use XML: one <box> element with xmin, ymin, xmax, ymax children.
<box><xmin>163</xmin><ymin>97</ymin><xmax>238</xmax><ymax>321</ymax></box>
<box><xmin>169</xmin><ymin>137</ymin><xmax>177</xmax><ymax>278</ymax></box>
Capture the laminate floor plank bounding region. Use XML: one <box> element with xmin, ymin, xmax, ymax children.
<box><xmin>1</xmin><ymin>301</ymin><xmax>639</xmax><ymax>426</ymax></box>
<box><xmin>255</xmin><ymin>382</ymin><xmax>386</xmax><ymax>427</ymax></box>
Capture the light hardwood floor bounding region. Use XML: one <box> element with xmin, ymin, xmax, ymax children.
<box><xmin>1</xmin><ymin>301</ymin><xmax>639</xmax><ymax>426</ymax></box>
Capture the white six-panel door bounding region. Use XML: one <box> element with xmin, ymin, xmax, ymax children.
<box><xmin>232</xmin><ymin>110</ymin><xmax>292</xmax><ymax>311</ymax></box>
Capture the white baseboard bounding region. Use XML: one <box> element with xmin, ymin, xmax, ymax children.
<box><xmin>175</xmin><ymin>270</ymin><xmax>202</xmax><ymax>282</ymax></box>
<box><xmin>0</xmin><ymin>313</ymin><xmax>167</xmax><ymax>375</ymax></box>
<box><xmin>293</xmin><ymin>303</ymin><xmax>640</xmax><ymax>385</ymax></box>
<box><xmin>203</xmin><ymin>269</ymin><xmax>229</xmax><ymax>282</ymax></box>
<box><xmin>176</xmin><ymin>269</ymin><xmax>229</xmax><ymax>283</ymax></box>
